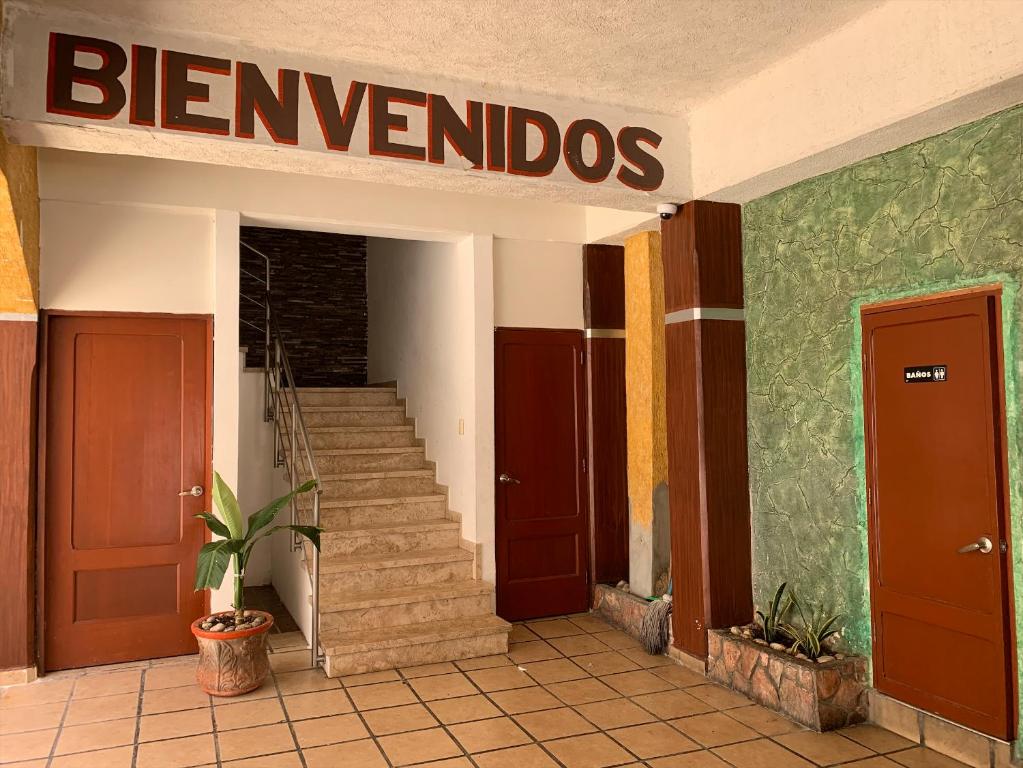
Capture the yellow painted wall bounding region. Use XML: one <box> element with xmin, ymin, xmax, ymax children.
<box><xmin>0</xmin><ymin>131</ymin><xmax>39</xmax><ymax>314</ymax></box>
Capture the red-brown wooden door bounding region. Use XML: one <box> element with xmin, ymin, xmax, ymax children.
<box><xmin>44</xmin><ymin>314</ymin><xmax>210</xmax><ymax>671</ymax></box>
<box><xmin>862</xmin><ymin>290</ymin><xmax>1014</xmax><ymax>739</ymax></box>
<box><xmin>495</xmin><ymin>328</ymin><xmax>589</xmax><ymax>620</ymax></box>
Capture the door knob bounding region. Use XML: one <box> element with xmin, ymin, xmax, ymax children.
<box><xmin>957</xmin><ymin>536</ymin><xmax>993</xmax><ymax>554</ymax></box>
<box><xmin>498</xmin><ymin>473</ymin><xmax>520</xmax><ymax>485</ymax></box>
<box><xmin>179</xmin><ymin>485</ymin><xmax>204</xmax><ymax>497</ymax></box>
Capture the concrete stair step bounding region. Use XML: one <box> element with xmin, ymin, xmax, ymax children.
<box><xmin>307</xmin><ymin>425</ymin><xmax>418</xmax><ymax>450</ymax></box>
<box><xmin>321</xmin><ymin>615</ymin><xmax>511</xmax><ymax>677</ymax></box>
<box><xmin>318</xmin><ymin>547</ymin><xmax>475</xmax><ymax>592</ymax></box>
<box><xmin>309</xmin><ymin>495</ymin><xmax>449</xmax><ymax>528</ymax></box>
<box><xmin>321</xmin><ymin>519</ymin><xmax>460</xmax><ymax>556</ymax></box>
<box><xmin>318</xmin><ymin>581</ymin><xmax>494</xmax><ymax>633</ymax></box>
<box><xmin>296</xmin><ymin>407</ymin><xmax>409</xmax><ymax>428</ymax></box>
<box><xmin>297</xmin><ymin>387</ymin><xmax>398</xmax><ymax>407</ymax></box>
<box><xmin>314</xmin><ymin>470</ymin><xmax>438</xmax><ymax>500</ymax></box>
<box><xmin>288</xmin><ymin>446</ymin><xmax>427</xmax><ymax>473</ymax></box>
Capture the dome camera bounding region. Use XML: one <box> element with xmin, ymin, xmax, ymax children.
<box><xmin>657</xmin><ymin>203</ymin><xmax>678</xmax><ymax>220</ymax></box>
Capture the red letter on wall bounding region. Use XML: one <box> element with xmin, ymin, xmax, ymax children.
<box><xmin>47</xmin><ymin>32</ymin><xmax>127</xmax><ymax>119</ymax></box>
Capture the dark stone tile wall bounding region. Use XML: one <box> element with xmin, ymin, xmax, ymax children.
<box><xmin>239</xmin><ymin>226</ymin><xmax>367</xmax><ymax>387</ymax></box>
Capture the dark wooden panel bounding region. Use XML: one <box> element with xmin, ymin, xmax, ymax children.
<box><xmin>585</xmin><ymin>337</ymin><xmax>628</xmax><ymax>584</ymax></box>
<box><xmin>701</xmin><ymin>321</ymin><xmax>754</xmax><ymax>627</ymax></box>
<box><xmin>0</xmin><ymin>320</ymin><xmax>37</xmax><ymax>671</ymax></box>
<box><xmin>662</xmin><ymin>201</ymin><xmax>744</xmax><ymax>313</ymax></box>
<box><xmin>583</xmin><ymin>244</ymin><xmax>625</xmax><ymax>330</ymax></box>
<box><xmin>662</xmin><ymin>204</ymin><xmax>698</xmax><ymax>313</ymax></box>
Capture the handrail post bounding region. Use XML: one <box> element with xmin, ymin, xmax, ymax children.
<box><xmin>311</xmin><ymin>489</ymin><xmax>322</xmax><ymax>668</ymax></box>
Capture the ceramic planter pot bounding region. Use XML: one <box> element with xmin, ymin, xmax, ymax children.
<box><xmin>190</xmin><ymin>610</ymin><xmax>275</xmax><ymax>696</ymax></box>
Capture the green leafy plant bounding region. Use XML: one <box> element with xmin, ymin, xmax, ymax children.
<box><xmin>194</xmin><ymin>471</ymin><xmax>321</xmax><ymax>623</ymax></box>
<box><xmin>782</xmin><ymin>592</ymin><xmax>841</xmax><ymax>660</ymax></box>
<box><xmin>755</xmin><ymin>582</ymin><xmax>793</xmax><ymax>644</ymax></box>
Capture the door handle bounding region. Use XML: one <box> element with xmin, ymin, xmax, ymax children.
<box><xmin>957</xmin><ymin>536</ymin><xmax>993</xmax><ymax>554</ymax></box>
<box><xmin>179</xmin><ymin>485</ymin><xmax>204</xmax><ymax>497</ymax></box>
<box><xmin>498</xmin><ymin>473</ymin><xmax>520</xmax><ymax>485</ymax></box>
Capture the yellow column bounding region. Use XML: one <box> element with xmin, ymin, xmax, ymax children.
<box><xmin>623</xmin><ymin>230</ymin><xmax>669</xmax><ymax>597</ymax></box>
<box><xmin>0</xmin><ymin>132</ymin><xmax>39</xmax><ymax>314</ymax></box>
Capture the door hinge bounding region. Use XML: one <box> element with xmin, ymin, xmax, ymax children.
<box><xmin>582</xmin><ymin>458</ymin><xmax>587</xmax><ymax>473</ymax></box>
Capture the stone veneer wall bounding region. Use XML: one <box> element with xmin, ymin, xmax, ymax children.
<box><xmin>742</xmin><ymin>105</ymin><xmax>1023</xmax><ymax>691</ymax></box>
<box><xmin>240</xmin><ymin>227</ymin><xmax>367</xmax><ymax>387</ymax></box>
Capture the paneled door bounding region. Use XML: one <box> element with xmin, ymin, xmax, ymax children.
<box><xmin>44</xmin><ymin>313</ymin><xmax>211</xmax><ymax>670</ymax></box>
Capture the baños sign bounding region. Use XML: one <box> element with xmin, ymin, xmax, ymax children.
<box><xmin>2</xmin><ymin>9</ymin><xmax>678</xmax><ymax>194</ymax></box>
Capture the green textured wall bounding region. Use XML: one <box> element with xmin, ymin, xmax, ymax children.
<box><xmin>742</xmin><ymin>104</ymin><xmax>1023</xmax><ymax>691</ymax></box>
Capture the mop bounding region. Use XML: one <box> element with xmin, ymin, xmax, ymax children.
<box><xmin>638</xmin><ymin>578</ymin><xmax>673</xmax><ymax>655</ymax></box>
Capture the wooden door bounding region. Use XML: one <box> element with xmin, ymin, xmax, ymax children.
<box><xmin>44</xmin><ymin>314</ymin><xmax>210</xmax><ymax>670</ymax></box>
<box><xmin>495</xmin><ymin>328</ymin><xmax>590</xmax><ymax>620</ymax></box>
<box><xmin>862</xmin><ymin>289</ymin><xmax>1014</xmax><ymax>739</ymax></box>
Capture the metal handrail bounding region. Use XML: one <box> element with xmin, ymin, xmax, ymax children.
<box><xmin>240</xmin><ymin>240</ymin><xmax>324</xmax><ymax>669</ymax></box>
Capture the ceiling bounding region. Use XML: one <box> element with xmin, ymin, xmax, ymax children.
<box><xmin>32</xmin><ymin>0</ymin><xmax>879</xmax><ymax>113</ymax></box>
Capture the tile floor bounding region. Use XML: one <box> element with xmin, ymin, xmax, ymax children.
<box><xmin>0</xmin><ymin>614</ymin><xmax>970</xmax><ymax>768</ymax></box>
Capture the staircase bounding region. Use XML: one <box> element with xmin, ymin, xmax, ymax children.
<box><xmin>290</xmin><ymin>386</ymin><xmax>511</xmax><ymax>676</ymax></box>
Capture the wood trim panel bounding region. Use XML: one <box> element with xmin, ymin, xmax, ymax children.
<box><xmin>0</xmin><ymin>320</ymin><xmax>37</xmax><ymax>671</ymax></box>
<box><xmin>583</xmin><ymin>244</ymin><xmax>626</xmax><ymax>330</ymax></box>
<box><xmin>662</xmin><ymin>201</ymin><xmax>744</xmax><ymax>313</ymax></box>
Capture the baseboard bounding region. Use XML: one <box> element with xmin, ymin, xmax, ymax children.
<box><xmin>0</xmin><ymin>666</ymin><xmax>38</xmax><ymax>687</ymax></box>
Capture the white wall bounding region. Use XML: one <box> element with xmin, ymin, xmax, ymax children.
<box><xmin>40</xmin><ymin>200</ymin><xmax>213</xmax><ymax>313</ymax></box>
<box><xmin>237</xmin><ymin>360</ymin><xmax>276</xmax><ymax>586</ymax></box>
<box><xmin>493</xmin><ymin>238</ymin><xmax>583</xmax><ymax>330</ymax></box>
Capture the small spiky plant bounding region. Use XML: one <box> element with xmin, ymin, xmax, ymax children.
<box><xmin>781</xmin><ymin>591</ymin><xmax>841</xmax><ymax>660</ymax></box>
<box><xmin>755</xmin><ymin>582</ymin><xmax>793</xmax><ymax>644</ymax></box>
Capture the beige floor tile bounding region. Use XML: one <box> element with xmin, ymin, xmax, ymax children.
<box><xmin>214</xmin><ymin>696</ymin><xmax>286</xmax><ymax>731</ymax></box>
<box><xmin>303</xmin><ymin>738</ymin><xmax>387</xmax><ymax>768</ymax></box>
<box><xmin>467</xmin><ymin>666</ymin><xmax>534</xmax><ymax>692</ymax></box>
<box><xmin>63</xmin><ymin>692</ymin><xmax>139</xmax><ymax>726</ymax></box>
<box><xmin>527</xmin><ymin>619</ymin><xmax>586</xmax><ymax>639</ymax></box>
<box><xmin>341</xmin><ymin>670</ymin><xmax>401</xmax><ymax>687</ymax></box>
<box><xmin>427</xmin><ymin>694</ymin><xmax>501</xmax><ymax>724</ymax></box>
<box><xmin>489</xmin><ymin>686</ymin><xmax>563</xmax><ymax>714</ymax></box>
<box><xmin>840</xmin><ymin>724</ymin><xmax>916</xmax><ymax>754</ymax></box>
<box><xmin>609</xmin><ymin>721</ymin><xmax>700</xmax><ymax>759</ymax></box>
<box><xmin>409</xmin><ymin>672</ymin><xmax>477</xmax><ymax>701</ymax></box>
<box><xmin>840</xmin><ymin>759</ymin><xmax>902</xmax><ymax>767</ymax></box>
<box><xmin>139</xmin><ymin>707</ymin><xmax>214</xmax><ymax>742</ymax></box>
<box><xmin>0</xmin><ymin>728</ymin><xmax>57</xmax><ymax>762</ymax></box>
<box><xmin>136</xmin><ymin>732</ymin><xmax>217</xmax><ymax>768</ymax></box>
<box><xmin>347</xmin><ymin>681</ymin><xmax>417</xmax><ymax>710</ymax></box>
<box><xmin>210</xmin><ymin>680</ymin><xmax>277</xmax><ymax>704</ymax></box>
<box><xmin>508</xmin><ymin>625</ymin><xmax>540</xmax><ymax>643</ymax></box>
<box><xmin>50</xmin><ymin>745</ymin><xmax>134</xmax><ymax>768</ymax></box>
<box><xmin>377</xmin><ymin>726</ymin><xmax>462</xmax><ymax>766</ymax></box>
<box><xmin>224</xmin><ymin>751</ymin><xmax>304</xmax><ymax>767</ymax></box>
<box><xmin>0</xmin><ymin>680</ymin><xmax>73</xmax><ymax>709</ymax></box>
<box><xmin>473</xmin><ymin>743</ymin><xmax>560</xmax><ymax>768</ymax></box>
<box><xmin>508</xmin><ymin>641</ymin><xmax>562</xmax><ymax>664</ymax></box>
<box><xmin>73</xmin><ymin>670</ymin><xmax>142</xmax><ymax>700</ymax></box>
<box><xmin>619</xmin><ymin>648</ymin><xmax>673</xmax><ymax>668</ymax></box>
<box><xmin>449</xmin><ymin>716</ymin><xmax>532</xmax><ymax>753</ymax></box>
<box><xmin>726</xmin><ymin>705</ymin><xmax>804</xmax><ymax>736</ymax></box>
<box><xmin>546</xmin><ymin>678</ymin><xmax>619</xmax><ymax>705</ymax></box>
<box><xmin>522</xmin><ymin>658</ymin><xmax>588</xmax><ymax>685</ymax></box>
<box><xmin>417</xmin><ymin>759</ymin><xmax>472</xmax><ymax>768</ymax></box>
<box><xmin>888</xmin><ymin>747</ymin><xmax>972</xmax><ymax>767</ymax></box>
<box><xmin>548</xmin><ymin>635</ymin><xmax>611</xmax><ymax>657</ymax></box>
<box><xmin>775</xmin><ymin>730</ymin><xmax>875</xmax><ymax>764</ymax></box>
<box><xmin>652</xmin><ymin>666</ymin><xmax>708</xmax><ymax>688</ymax></box>
<box><xmin>590</xmin><ymin>630</ymin><xmax>642</xmax><ymax>650</ymax></box>
<box><xmin>54</xmin><ymin>716</ymin><xmax>136</xmax><ymax>755</ymax></box>
<box><xmin>0</xmin><ymin>759</ymin><xmax>46</xmax><ymax>767</ymax></box>
<box><xmin>574</xmin><ymin>699</ymin><xmax>654</xmax><ymax>729</ymax></box>
<box><xmin>361</xmin><ymin>702</ymin><xmax>440</xmax><ymax>735</ymax></box>
<box><xmin>572</xmin><ymin>652</ymin><xmax>641</xmax><ymax>677</ymax></box>
<box><xmin>144</xmin><ymin>664</ymin><xmax>198</xmax><ymax>691</ymax></box>
<box><xmin>268</xmin><ymin>632</ymin><xmax>307</xmax><ymax>652</ymax></box>
<box><xmin>670</xmin><ymin>711</ymin><xmax>759</xmax><ymax>747</ymax></box>
<box><xmin>647</xmin><ymin>753</ymin><xmax>732</xmax><ymax>767</ymax></box>
<box><xmin>686</xmin><ymin>684</ymin><xmax>751</xmax><ymax>710</ymax></box>
<box><xmin>275</xmin><ymin>669</ymin><xmax>341</xmax><ymax>695</ymax></box>
<box><xmin>632</xmin><ymin>690</ymin><xmax>713</xmax><ymax>720</ymax></box>
<box><xmin>568</xmin><ymin>616</ymin><xmax>613</xmax><ymax>634</ymax></box>
<box><xmin>456</xmin><ymin>655</ymin><xmax>511</xmax><ymax>671</ymax></box>
<box><xmin>515</xmin><ymin>707</ymin><xmax>596</xmax><ymax>740</ymax></box>
<box><xmin>269</xmin><ymin>650</ymin><xmax>313</xmax><ymax>673</ymax></box>
<box><xmin>141</xmin><ymin>685</ymin><xmax>210</xmax><ymax>716</ymax></box>
<box><xmin>0</xmin><ymin>701</ymin><xmax>65</xmax><ymax>734</ymax></box>
<box><xmin>601</xmin><ymin>670</ymin><xmax>675</xmax><ymax>696</ymax></box>
<box><xmin>282</xmin><ymin>688</ymin><xmax>353</xmax><ymax>720</ymax></box>
<box><xmin>292</xmin><ymin>712</ymin><xmax>368</xmax><ymax>748</ymax></box>
<box><xmin>543</xmin><ymin>732</ymin><xmax>635</xmax><ymax>768</ymax></box>
<box><xmin>217</xmin><ymin>722</ymin><xmax>295</xmax><ymax>761</ymax></box>
<box><xmin>713</xmin><ymin>738</ymin><xmax>815</xmax><ymax>768</ymax></box>
<box><xmin>400</xmin><ymin>662</ymin><xmax>459</xmax><ymax>679</ymax></box>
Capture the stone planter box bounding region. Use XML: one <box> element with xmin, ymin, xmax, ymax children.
<box><xmin>592</xmin><ymin>583</ymin><xmax>651</xmax><ymax>639</ymax></box>
<box><xmin>707</xmin><ymin>629</ymin><xmax>868</xmax><ymax>731</ymax></box>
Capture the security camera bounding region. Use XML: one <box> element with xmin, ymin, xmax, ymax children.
<box><xmin>657</xmin><ymin>203</ymin><xmax>678</xmax><ymax>220</ymax></box>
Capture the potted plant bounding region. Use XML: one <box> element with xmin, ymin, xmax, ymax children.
<box><xmin>191</xmin><ymin>471</ymin><xmax>320</xmax><ymax>696</ymax></box>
